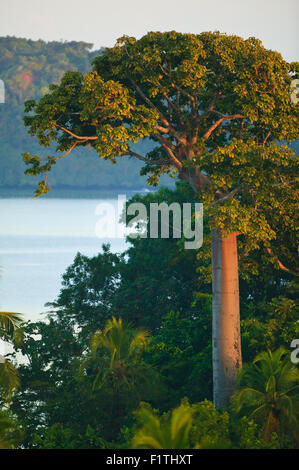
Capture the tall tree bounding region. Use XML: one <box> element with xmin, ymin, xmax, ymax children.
<box><xmin>23</xmin><ymin>31</ymin><xmax>298</xmax><ymax>407</ymax></box>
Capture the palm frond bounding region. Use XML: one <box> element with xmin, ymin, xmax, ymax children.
<box><xmin>0</xmin><ymin>356</ymin><xmax>20</xmax><ymax>403</ymax></box>
<box><xmin>0</xmin><ymin>312</ymin><xmax>23</xmax><ymax>338</ymax></box>
<box><xmin>132</xmin><ymin>403</ymin><xmax>193</xmax><ymax>449</ymax></box>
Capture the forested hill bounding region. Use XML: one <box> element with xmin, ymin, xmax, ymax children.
<box><xmin>0</xmin><ymin>37</ymin><xmax>157</xmax><ymax>192</ymax></box>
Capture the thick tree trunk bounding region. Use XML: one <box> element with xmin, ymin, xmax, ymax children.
<box><xmin>182</xmin><ymin>169</ymin><xmax>242</xmax><ymax>408</ymax></box>
<box><xmin>211</xmin><ymin>229</ymin><xmax>242</xmax><ymax>409</ymax></box>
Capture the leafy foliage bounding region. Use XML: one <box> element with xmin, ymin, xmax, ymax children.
<box><xmin>83</xmin><ymin>316</ymin><xmax>152</xmax><ymax>391</ymax></box>
<box><xmin>233</xmin><ymin>348</ymin><xmax>299</xmax><ymax>446</ymax></box>
<box><xmin>132</xmin><ymin>399</ymin><xmax>233</xmax><ymax>449</ymax></box>
<box><xmin>4</xmin><ymin>180</ymin><xmax>297</xmax><ymax>449</ymax></box>
<box><xmin>21</xmin><ymin>31</ymin><xmax>298</xmax><ymax>286</ymax></box>
<box><xmin>0</xmin><ymin>312</ymin><xmax>23</xmax><ymax>403</ymax></box>
<box><xmin>0</xmin><ymin>409</ymin><xmax>23</xmax><ymax>449</ymax></box>
<box><xmin>32</xmin><ymin>423</ymin><xmax>108</xmax><ymax>449</ymax></box>
<box><xmin>132</xmin><ymin>402</ymin><xmax>193</xmax><ymax>449</ymax></box>
<box><xmin>0</xmin><ymin>312</ymin><xmax>23</xmax><ymax>338</ymax></box>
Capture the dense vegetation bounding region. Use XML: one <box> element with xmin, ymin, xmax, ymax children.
<box><xmin>0</xmin><ymin>32</ymin><xmax>298</xmax><ymax>449</ymax></box>
<box><xmin>1</xmin><ymin>182</ymin><xmax>298</xmax><ymax>449</ymax></box>
<box><xmin>21</xmin><ymin>30</ymin><xmax>298</xmax><ymax>410</ymax></box>
<box><xmin>0</xmin><ymin>37</ymin><xmax>159</xmax><ymax>190</ymax></box>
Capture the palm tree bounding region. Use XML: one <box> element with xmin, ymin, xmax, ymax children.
<box><xmin>0</xmin><ymin>312</ymin><xmax>23</xmax><ymax>402</ymax></box>
<box><xmin>87</xmin><ymin>316</ymin><xmax>151</xmax><ymax>391</ymax></box>
<box><xmin>234</xmin><ymin>347</ymin><xmax>299</xmax><ymax>446</ymax></box>
<box><xmin>132</xmin><ymin>402</ymin><xmax>193</xmax><ymax>449</ymax></box>
<box><xmin>0</xmin><ymin>409</ymin><xmax>22</xmax><ymax>449</ymax></box>
<box><xmin>82</xmin><ymin>316</ymin><xmax>154</xmax><ymax>426</ymax></box>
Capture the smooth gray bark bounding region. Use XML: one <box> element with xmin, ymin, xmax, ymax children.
<box><xmin>211</xmin><ymin>229</ymin><xmax>242</xmax><ymax>409</ymax></box>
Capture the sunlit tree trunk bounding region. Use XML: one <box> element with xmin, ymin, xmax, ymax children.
<box><xmin>187</xmin><ymin>169</ymin><xmax>243</xmax><ymax>408</ymax></box>
<box><xmin>211</xmin><ymin>229</ymin><xmax>242</xmax><ymax>409</ymax></box>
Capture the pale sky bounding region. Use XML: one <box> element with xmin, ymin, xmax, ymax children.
<box><xmin>0</xmin><ymin>0</ymin><xmax>298</xmax><ymax>61</ymax></box>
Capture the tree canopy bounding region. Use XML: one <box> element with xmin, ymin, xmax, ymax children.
<box><xmin>23</xmin><ymin>31</ymin><xmax>298</xmax><ymax>270</ymax></box>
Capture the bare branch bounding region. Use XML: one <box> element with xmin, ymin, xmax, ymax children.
<box><xmin>37</xmin><ymin>141</ymin><xmax>83</xmax><ymax>162</ymax></box>
<box><xmin>156</xmin><ymin>125</ymin><xmax>171</xmax><ymax>134</ymax></box>
<box><xmin>266</xmin><ymin>247</ymin><xmax>299</xmax><ymax>277</ymax></box>
<box><xmin>203</xmin><ymin>114</ymin><xmax>245</xmax><ymax>141</ymax></box>
<box><xmin>263</xmin><ymin>130</ymin><xmax>271</xmax><ymax>145</ymax></box>
<box><xmin>126</xmin><ymin>150</ymin><xmax>169</xmax><ymax>166</ymax></box>
<box><xmin>170</xmin><ymin>83</ymin><xmax>195</xmax><ymax>103</ymax></box>
<box><xmin>130</xmin><ymin>79</ymin><xmax>186</xmax><ymax>145</ymax></box>
<box><xmin>58</xmin><ymin>125</ymin><xmax>98</xmax><ymax>141</ymax></box>
<box><xmin>161</xmin><ymin>145</ymin><xmax>182</xmax><ymax>169</ymax></box>
<box><xmin>203</xmin><ymin>117</ymin><xmax>226</xmax><ymax>141</ymax></box>
<box><xmin>156</xmin><ymin>132</ymin><xmax>176</xmax><ymax>151</ymax></box>
<box><xmin>209</xmin><ymin>110</ymin><xmax>245</xmax><ymax>119</ymax></box>
<box><xmin>154</xmin><ymin>131</ymin><xmax>183</xmax><ymax>168</ymax></box>
<box><xmin>211</xmin><ymin>187</ymin><xmax>240</xmax><ymax>205</ymax></box>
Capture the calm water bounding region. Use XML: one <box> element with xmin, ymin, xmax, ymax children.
<box><xmin>0</xmin><ymin>196</ymin><xmax>129</xmax><ymax>322</ymax></box>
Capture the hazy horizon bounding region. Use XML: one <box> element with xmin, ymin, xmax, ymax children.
<box><xmin>1</xmin><ymin>0</ymin><xmax>298</xmax><ymax>62</ymax></box>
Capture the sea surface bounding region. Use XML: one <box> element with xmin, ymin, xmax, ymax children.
<box><xmin>0</xmin><ymin>191</ymin><xmax>141</xmax><ymax>323</ymax></box>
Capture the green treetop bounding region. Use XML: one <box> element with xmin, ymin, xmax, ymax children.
<box><xmin>23</xmin><ymin>30</ymin><xmax>298</xmax><ymax>242</ymax></box>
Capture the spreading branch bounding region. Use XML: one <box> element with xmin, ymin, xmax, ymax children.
<box><xmin>211</xmin><ymin>186</ymin><xmax>241</xmax><ymax>205</ymax></box>
<box><xmin>130</xmin><ymin>79</ymin><xmax>186</xmax><ymax>145</ymax></box>
<box><xmin>203</xmin><ymin>114</ymin><xmax>245</xmax><ymax>141</ymax></box>
<box><xmin>267</xmin><ymin>247</ymin><xmax>299</xmax><ymax>277</ymax></box>
<box><xmin>58</xmin><ymin>125</ymin><xmax>98</xmax><ymax>141</ymax></box>
<box><xmin>126</xmin><ymin>150</ymin><xmax>169</xmax><ymax>166</ymax></box>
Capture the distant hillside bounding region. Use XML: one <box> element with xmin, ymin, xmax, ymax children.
<box><xmin>0</xmin><ymin>37</ymin><xmax>163</xmax><ymax>191</ymax></box>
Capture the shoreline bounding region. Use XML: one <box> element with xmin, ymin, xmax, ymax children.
<box><xmin>0</xmin><ymin>186</ymin><xmax>157</xmax><ymax>199</ymax></box>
